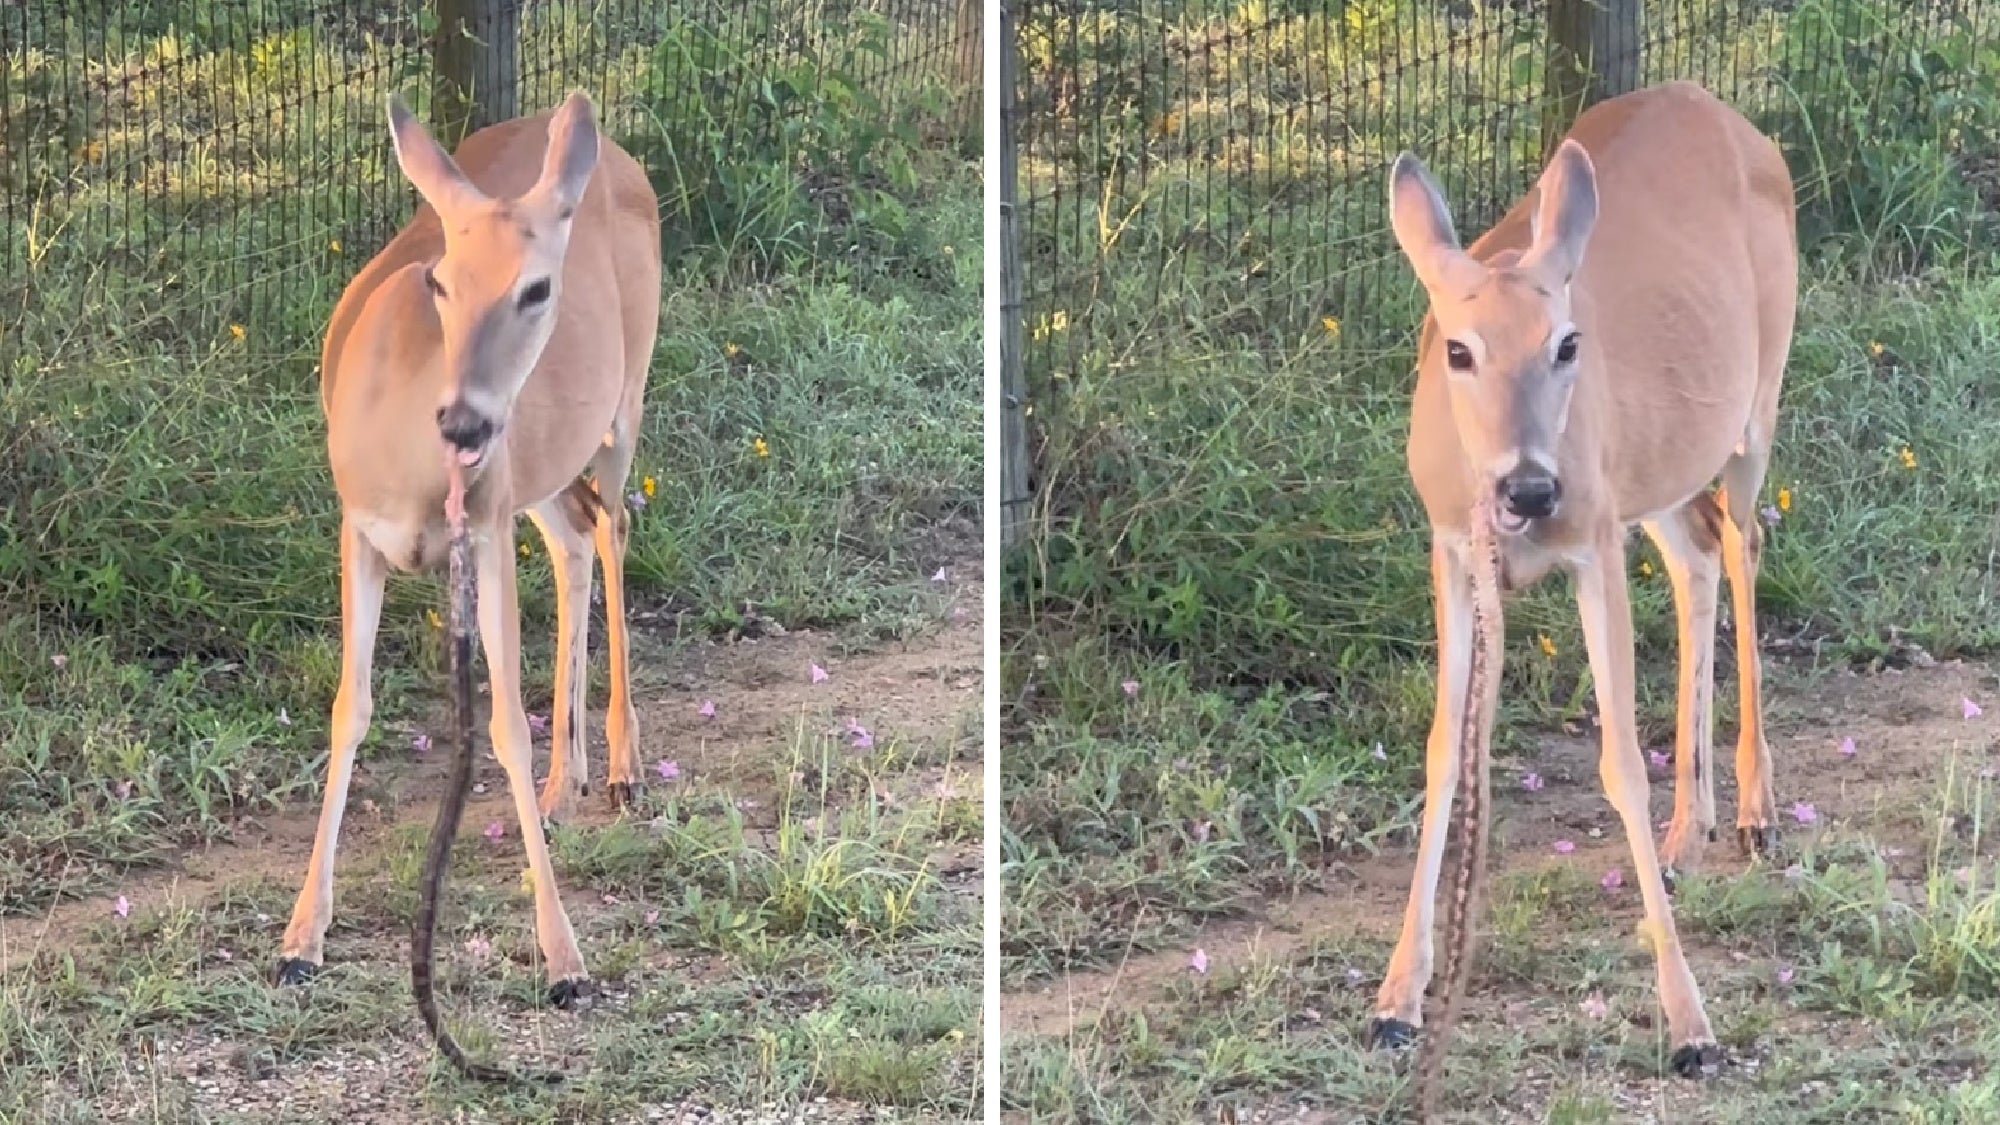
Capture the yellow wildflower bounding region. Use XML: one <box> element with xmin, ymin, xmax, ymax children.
<box><xmin>1869</xmin><ymin>341</ymin><xmax>1885</xmax><ymax>357</ymax></box>
<box><xmin>725</xmin><ymin>341</ymin><xmax>741</xmax><ymax>358</ymax></box>
<box><xmin>229</xmin><ymin>324</ymin><xmax>246</xmax><ymax>341</ymax></box>
<box><xmin>1322</xmin><ymin>316</ymin><xmax>1341</xmax><ymax>338</ymax></box>
<box><xmin>519</xmin><ymin>542</ymin><xmax>532</xmax><ymax>558</ymax></box>
<box><xmin>1900</xmin><ymin>447</ymin><xmax>1917</xmax><ymax>471</ymax></box>
<box><xmin>643</xmin><ymin>476</ymin><xmax>657</xmax><ymax>498</ymax></box>
<box><xmin>1777</xmin><ymin>487</ymin><xmax>1792</xmax><ymax>513</ymax></box>
<box><xmin>753</xmin><ymin>437</ymin><xmax>771</xmax><ymax>459</ymax></box>
<box><xmin>943</xmin><ymin>244</ymin><xmax>954</xmax><ymax>257</ymax></box>
<box><xmin>427</xmin><ymin>609</ymin><xmax>443</xmax><ymax>630</ymax></box>
<box><xmin>329</xmin><ymin>239</ymin><xmax>342</xmax><ymax>254</ymax></box>
<box><xmin>1639</xmin><ymin>560</ymin><xmax>1654</xmax><ymax>578</ymax></box>
<box><xmin>1538</xmin><ymin>634</ymin><xmax>1557</xmax><ymax>658</ymax></box>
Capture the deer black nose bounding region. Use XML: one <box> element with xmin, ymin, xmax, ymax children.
<box><xmin>436</xmin><ymin>401</ymin><xmax>494</xmax><ymax>452</ymax></box>
<box><xmin>1497</xmin><ymin>467</ymin><xmax>1561</xmax><ymax>520</ymax></box>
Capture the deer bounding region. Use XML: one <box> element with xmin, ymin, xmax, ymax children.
<box><xmin>274</xmin><ymin>90</ymin><xmax>663</xmax><ymax>1022</ymax></box>
<box><xmin>1364</xmin><ymin>80</ymin><xmax>1797</xmax><ymax>1088</ymax></box>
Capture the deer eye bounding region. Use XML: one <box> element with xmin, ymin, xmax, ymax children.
<box><xmin>424</xmin><ymin>268</ymin><xmax>447</xmax><ymax>299</ymax></box>
<box><xmin>1555</xmin><ymin>332</ymin><xmax>1580</xmax><ymax>364</ymax></box>
<box><xmin>518</xmin><ymin>277</ymin><xmax>552</xmax><ymax>310</ymax></box>
<box><xmin>1445</xmin><ymin>340</ymin><xmax>1475</xmax><ymax>373</ymax></box>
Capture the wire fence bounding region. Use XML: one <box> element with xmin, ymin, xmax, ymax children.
<box><xmin>1</xmin><ymin>0</ymin><xmax>979</xmax><ymax>332</ymax></box>
<box><xmin>1003</xmin><ymin>0</ymin><xmax>2000</xmax><ymax>535</ymax></box>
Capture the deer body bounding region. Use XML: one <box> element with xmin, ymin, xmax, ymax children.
<box><xmin>278</xmin><ymin>93</ymin><xmax>662</xmax><ymax>999</ymax></box>
<box><xmin>1371</xmin><ymin>81</ymin><xmax>1796</xmax><ymax>1076</ymax></box>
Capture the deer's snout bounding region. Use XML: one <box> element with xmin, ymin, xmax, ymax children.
<box><xmin>436</xmin><ymin>401</ymin><xmax>496</xmax><ymax>458</ymax></box>
<box><xmin>1496</xmin><ymin>465</ymin><xmax>1561</xmax><ymax>522</ymax></box>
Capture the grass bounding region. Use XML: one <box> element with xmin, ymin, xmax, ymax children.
<box><xmin>1</xmin><ymin>0</ymin><xmax>982</xmax><ymax>1118</ymax></box>
<box><xmin>1</xmin><ymin>714</ymin><xmax>984</xmax><ymax>1119</ymax></box>
<box><xmin>1002</xmin><ymin>0</ymin><xmax>2000</xmax><ymax>1119</ymax></box>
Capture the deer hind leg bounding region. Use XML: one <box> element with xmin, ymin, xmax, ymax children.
<box><xmin>1640</xmin><ymin>494</ymin><xmax>1725</xmax><ymax>879</ymax></box>
<box><xmin>528</xmin><ymin>494</ymin><xmax>598</xmax><ymax>824</ymax></box>
<box><xmin>279</xmin><ymin>518</ymin><xmax>387</xmax><ymax>982</ymax></box>
<box><xmin>475</xmin><ymin>514</ymin><xmax>589</xmax><ymax>998</ymax></box>
<box><xmin>1719</xmin><ymin>444</ymin><xmax>1779</xmax><ymax>856</ymax></box>
<box><xmin>1368</xmin><ymin>539</ymin><xmax>1473</xmax><ymax>1047</ymax></box>
<box><xmin>1575</xmin><ymin>531</ymin><xmax>1719</xmax><ymax>1075</ymax></box>
<box><xmin>591</xmin><ymin>406</ymin><xmax>645</xmax><ymax>810</ymax></box>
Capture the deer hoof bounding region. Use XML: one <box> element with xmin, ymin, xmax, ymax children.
<box><xmin>1364</xmin><ymin>1017</ymin><xmax>1419</xmax><ymax>1050</ymax></box>
<box><xmin>1670</xmin><ymin>1041</ymin><xmax>1724</xmax><ymax>1078</ymax></box>
<box><xmin>607</xmin><ymin>782</ymin><xmax>644</xmax><ymax>812</ymax></box>
<box><xmin>548</xmin><ymin>977</ymin><xmax>594</xmax><ymax>1008</ymax></box>
<box><xmin>273</xmin><ymin>958</ymin><xmax>319</xmax><ymax>986</ymax></box>
<box><xmin>1738</xmin><ymin>825</ymin><xmax>1779</xmax><ymax>858</ymax></box>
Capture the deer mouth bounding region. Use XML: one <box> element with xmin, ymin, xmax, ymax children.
<box><xmin>1494</xmin><ymin>505</ymin><xmax>1532</xmax><ymax>535</ymax></box>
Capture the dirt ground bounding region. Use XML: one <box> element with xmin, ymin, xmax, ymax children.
<box><xmin>1001</xmin><ymin>658</ymin><xmax>2000</xmax><ymax>1121</ymax></box>
<box><xmin>2</xmin><ymin>563</ymin><xmax>985</xmax><ymax>1123</ymax></box>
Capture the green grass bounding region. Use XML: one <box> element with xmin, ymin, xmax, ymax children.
<box><xmin>0</xmin><ymin>6</ymin><xmax>981</xmax><ymax>911</ymax></box>
<box><xmin>1003</xmin><ymin>0</ymin><xmax>2000</xmax><ymax>1119</ymax></box>
<box><xmin>1003</xmin><ymin>766</ymin><xmax>2000</xmax><ymax>1121</ymax></box>
<box><xmin>0</xmin><ymin>0</ymin><xmax>981</xmax><ymax>1118</ymax></box>
<box><xmin>0</xmin><ymin>718</ymin><xmax>984</xmax><ymax>1119</ymax></box>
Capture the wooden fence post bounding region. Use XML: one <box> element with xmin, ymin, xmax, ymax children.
<box><xmin>957</xmin><ymin>0</ymin><xmax>982</xmax><ymax>125</ymax></box>
<box><xmin>998</xmin><ymin>0</ymin><xmax>1029</xmax><ymax>551</ymax></box>
<box><xmin>1545</xmin><ymin>0</ymin><xmax>1642</xmax><ymax>152</ymax></box>
<box><xmin>433</xmin><ymin>0</ymin><xmax>520</xmax><ymax>146</ymax></box>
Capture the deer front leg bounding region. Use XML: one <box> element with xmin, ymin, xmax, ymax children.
<box><xmin>1574</xmin><ymin>533</ymin><xmax>1720</xmax><ymax>1076</ymax></box>
<box><xmin>1368</xmin><ymin>538</ymin><xmax>1473</xmax><ymax>1048</ymax></box>
<box><xmin>279</xmin><ymin>518</ymin><xmax>387</xmax><ymax>983</ymax></box>
<box><xmin>1643</xmin><ymin>497</ymin><xmax>1723</xmax><ymax>878</ymax></box>
<box><xmin>475</xmin><ymin>516</ymin><xmax>590</xmax><ymax>1001</ymax></box>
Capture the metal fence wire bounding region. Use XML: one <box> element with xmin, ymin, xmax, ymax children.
<box><xmin>1003</xmin><ymin>0</ymin><xmax>2000</xmax><ymax>531</ymax></box>
<box><xmin>1</xmin><ymin>0</ymin><xmax>980</xmax><ymax>327</ymax></box>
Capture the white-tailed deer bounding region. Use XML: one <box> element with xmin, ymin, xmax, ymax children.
<box><xmin>276</xmin><ymin>91</ymin><xmax>662</xmax><ymax>1008</ymax></box>
<box><xmin>1367</xmin><ymin>81</ymin><xmax>1796</xmax><ymax>1078</ymax></box>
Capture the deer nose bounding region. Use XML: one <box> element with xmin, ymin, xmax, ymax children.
<box><xmin>435</xmin><ymin>401</ymin><xmax>495</xmax><ymax>453</ymax></box>
<box><xmin>1497</xmin><ymin>466</ymin><xmax>1562</xmax><ymax>520</ymax></box>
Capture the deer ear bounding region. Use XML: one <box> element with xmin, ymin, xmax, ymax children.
<box><xmin>532</xmin><ymin>91</ymin><xmax>601</xmax><ymax>216</ymax></box>
<box><xmin>1519</xmin><ymin>140</ymin><xmax>1599</xmax><ymax>286</ymax></box>
<box><xmin>1389</xmin><ymin>152</ymin><xmax>1484</xmax><ymax>296</ymax></box>
<box><xmin>387</xmin><ymin>94</ymin><xmax>488</xmax><ymax>218</ymax></box>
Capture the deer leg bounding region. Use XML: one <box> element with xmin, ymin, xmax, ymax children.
<box><xmin>1575</xmin><ymin>532</ymin><xmax>1719</xmax><ymax>1076</ymax></box>
<box><xmin>1640</xmin><ymin>495</ymin><xmax>1724</xmax><ymax>879</ymax></box>
<box><xmin>476</xmin><ymin>515</ymin><xmax>589</xmax><ymax>1000</ymax></box>
<box><xmin>528</xmin><ymin>498</ymin><xmax>596</xmax><ymax>824</ymax></box>
<box><xmin>591</xmin><ymin>410</ymin><xmax>645</xmax><ymax>810</ymax></box>
<box><xmin>1368</xmin><ymin>539</ymin><xmax>1473</xmax><ymax>1047</ymax></box>
<box><xmin>279</xmin><ymin>518</ymin><xmax>387</xmax><ymax>982</ymax></box>
<box><xmin>1718</xmin><ymin>456</ymin><xmax>1779</xmax><ymax>856</ymax></box>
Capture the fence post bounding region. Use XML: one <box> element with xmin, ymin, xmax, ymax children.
<box><xmin>957</xmin><ymin>0</ymin><xmax>983</xmax><ymax>125</ymax></box>
<box><xmin>998</xmin><ymin>0</ymin><xmax>1030</xmax><ymax>551</ymax></box>
<box><xmin>1544</xmin><ymin>0</ymin><xmax>1642</xmax><ymax>152</ymax></box>
<box><xmin>433</xmin><ymin>0</ymin><xmax>520</xmax><ymax>146</ymax></box>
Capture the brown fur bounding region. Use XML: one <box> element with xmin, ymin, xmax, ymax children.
<box><xmin>1373</xmin><ymin>80</ymin><xmax>1798</xmax><ymax>1089</ymax></box>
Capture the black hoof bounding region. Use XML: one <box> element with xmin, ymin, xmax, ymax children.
<box><xmin>1669</xmin><ymin>1041</ymin><xmax>1724</xmax><ymax>1078</ymax></box>
<box><xmin>1739</xmin><ymin>825</ymin><xmax>1779</xmax><ymax>858</ymax></box>
<box><xmin>273</xmin><ymin>958</ymin><xmax>318</xmax><ymax>986</ymax></box>
<box><xmin>607</xmin><ymin>782</ymin><xmax>643</xmax><ymax>812</ymax></box>
<box><xmin>1364</xmin><ymin>1017</ymin><xmax>1419</xmax><ymax>1050</ymax></box>
<box><xmin>548</xmin><ymin>977</ymin><xmax>594</xmax><ymax>1008</ymax></box>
